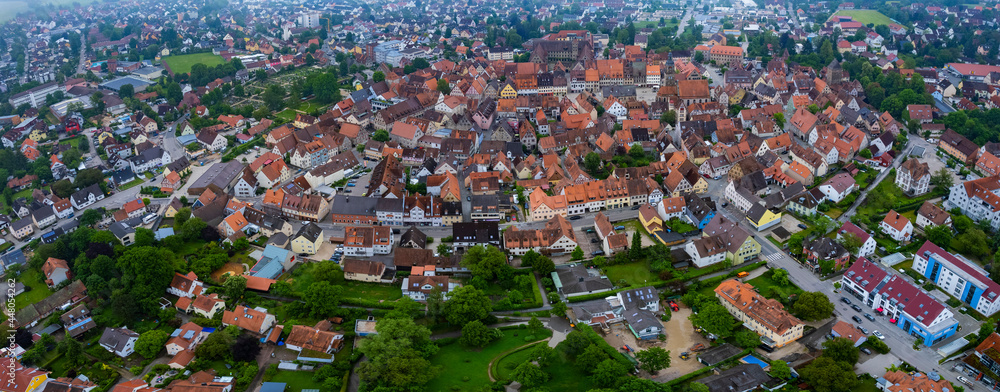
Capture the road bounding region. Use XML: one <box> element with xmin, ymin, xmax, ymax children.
<box><xmin>76</xmin><ymin>33</ymin><xmax>87</xmax><ymax>75</ymax></box>
<box><xmin>674</xmin><ymin>3</ymin><xmax>696</xmax><ymax>37</ymax></box>
<box><xmin>785</xmin><ymin>1</ymin><xmax>801</xmax><ymax>30</ymax></box>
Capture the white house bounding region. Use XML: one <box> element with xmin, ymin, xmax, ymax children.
<box><xmin>837</xmin><ymin>222</ymin><xmax>877</xmax><ymax>258</ymax></box>
<box><xmin>896</xmin><ymin>159</ymin><xmax>931</xmax><ymax>196</ymax></box>
<box><xmin>818</xmin><ymin>173</ymin><xmax>857</xmax><ymax>203</ymax></box>
<box><xmin>880</xmin><ymin>210</ymin><xmax>914</xmax><ymax>242</ymax></box>
<box><xmin>99</xmin><ymin>327</ymin><xmax>139</xmax><ymax>357</ymax></box>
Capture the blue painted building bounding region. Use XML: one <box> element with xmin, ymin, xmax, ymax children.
<box><xmin>841</xmin><ymin>258</ymin><xmax>960</xmax><ymax>346</ymax></box>
<box><xmin>913</xmin><ymin>241</ymin><xmax>1000</xmax><ymax>316</ymax></box>
<box><xmin>684</xmin><ymin>193</ymin><xmax>716</xmax><ymax>229</ymax></box>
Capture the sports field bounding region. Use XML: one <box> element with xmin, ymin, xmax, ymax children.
<box><xmin>162</xmin><ymin>53</ymin><xmax>226</xmax><ymax>74</ymax></box>
<box><xmin>832</xmin><ymin>10</ymin><xmax>895</xmax><ymax>25</ymax></box>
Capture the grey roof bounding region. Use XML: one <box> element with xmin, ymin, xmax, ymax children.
<box><xmin>700</xmin><ymin>363</ymin><xmax>774</xmax><ymax>392</ymax></box>
<box><xmin>805</xmin><ymin>237</ymin><xmax>847</xmax><ymax>259</ymax></box>
<box><xmin>99</xmin><ymin>327</ymin><xmax>139</xmax><ymax>352</ymax></box>
<box><xmin>555</xmin><ymin>265</ymin><xmax>613</xmax><ymax>295</ymax></box>
<box><xmin>1</xmin><ymin>249</ymin><xmax>25</xmax><ymax>268</ymax></box>
<box><xmin>30</xmin><ymin>206</ymin><xmax>54</xmax><ymax>222</ymax></box>
<box><xmin>100</xmin><ymin>76</ymin><xmax>152</xmax><ymax>92</ymax></box>
<box><xmin>400</xmin><ymin>226</ymin><xmax>427</xmax><ymax>248</ymax></box>
<box><xmin>259</xmin><ymin>383</ymin><xmax>286</xmax><ymax>392</ymax></box>
<box><xmin>697</xmin><ymin>343</ymin><xmax>743</xmax><ymax>366</ymax></box>
<box><xmin>623</xmin><ymin>309</ymin><xmax>660</xmax><ymax>335</ymax></box>
<box><xmin>618</xmin><ymin>286</ymin><xmax>657</xmax><ymax>310</ymax></box>
<box><xmin>452</xmin><ymin>222</ymin><xmax>499</xmax><ymax>243</ymax></box>
<box><xmin>11</xmin><ymin>218</ymin><xmax>32</xmax><ymax>231</ymax></box>
<box><xmin>128</xmin><ymin>146</ymin><xmax>166</xmax><ymax>166</ymax></box>
<box><xmin>109</xmin><ymin>222</ymin><xmax>135</xmax><ymax>240</ymax></box>
<box><xmin>294</xmin><ymin>222</ymin><xmax>323</xmax><ymax>242</ymax></box>
<box><xmin>188</xmin><ymin>161</ymin><xmax>244</xmax><ymax>191</ymax></box>
<box><xmin>329</xmin><ymin>195</ymin><xmax>379</xmax><ymax>216</ymax></box>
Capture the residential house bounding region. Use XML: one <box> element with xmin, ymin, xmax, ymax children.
<box><xmin>344</xmin><ymin>226</ymin><xmax>393</xmax><ymax>256</ymax></box>
<box><xmin>916</xmin><ymin>201</ymin><xmax>952</xmax><ymax>229</ymax></box>
<box><xmin>838</xmin><ymin>221</ymin><xmax>877</xmax><ymax>258</ymax></box>
<box><xmin>896</xmin><ymin>159</ymin><xmax>931</xmax><ymax>196</ymax></box>
<box><xmin>290</xmin><ymin>223</ymin><xmax>324</xmax><ymax>255</ymax></box>
<box><xmin>222</xmin><ymin>305</ymin><xmax>276</xmax><ymax>335</ymax></box>
<box><xmin>881</xmin><ymin>210</ymin><xmax>914</xmax><ymax>242</ymax></box>
<box><xmin>99</xmin><ymin>327</ymin><xmax>140</xmax><ymax>357</ymax></box>
<box><xmin>715</xmin><ymin>279</ymin><xmax>804</xmax><ymax>348</ymax></box>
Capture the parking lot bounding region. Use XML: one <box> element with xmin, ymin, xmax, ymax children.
<box><xmin>576</xmin><ymin>226</ymin><xmax>603</xmax><ymax>256</ymax></box>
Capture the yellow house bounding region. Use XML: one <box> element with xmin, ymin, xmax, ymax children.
<box><xmin>164</xmin><ymin>198</ymin><xmax>183</xmax><ymax>218</ymax></box>
<box><xmin>13</xmin><ymin>364</ymin><xmax>48</xmax><ymax>392</ymax></box>
<box><xmin>28</xmin><ymin>128</ymin><xmax>47</xmax><ymax>142</ymax></box>
<box><xmin>290</xmin><ymin>223</ymin><xmax>324</xmax><ymax>255</ymax></box>
<box><xmin>499</xmin><ymin>83</ymin><xmax>517</xmax><ymax>99</ymax></box>
<box><xmin>528</xmin><ymin>188</ymin><xmax>568</xmax><ymax>222</ymax></box>
<box><xmin>727</xmin><ymin>234</ymin><xmax>761</xmax><ymax>263</ymax></box>
<box><xmin>95</xmin><ymin>131</ymin><xmax>115</xmax><ymax>145</ymax></box>
<box><xmin>746</xmin><ymin>205</ymin><xmax>781</xmax><ymax>231</ymax></box>
<box><xmin>691</xmin><ymin>176</ymin><xmax>709</xmax><ymax>194</ymax></box>
<box><xmin>638</xmin><ymin>204</ymin><xmax>663</xmax><ymax>232</ymax></box>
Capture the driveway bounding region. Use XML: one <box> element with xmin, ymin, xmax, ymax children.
<box><xmin>652</xmin><ymin>307</ymin><xmax>708</xmax><ymax>382</ymax></box>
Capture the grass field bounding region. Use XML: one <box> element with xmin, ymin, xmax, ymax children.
<box><xmin>162</xmin><ymin>53</ymin><xmax>226</xmax><ymax>74</ymax></box>
<box><xmin>832</xmin><ymin>10</ymin><xmax>895</xmax><ymax>25</ymax></box>
<box><xmin>16</xmin><ymin>269</ymin><xmax>56</xmax><ymax>311</ymax></box>
<box><xmin>493</xmin><ymin>341</ymin><xmax>596</xmax><ymax>391</ymax></box>
<box><xmin>424</xmin><ymin>328</ymin><xmax>552</xmax><ymax>391</ymax></box>
<box><xmin>269</xmin><ymin>370</ymin><xmax>325</xmax><ymax>392</ymax></box>
<box><xmin>746</xmin><ymin>269</ymin><xmax>803</xmax><ymax>301</ymax></box>
<box><xmin>604</xmin><ymin>261</ymin><xmax>661</xmax><ymax>287</ymax></box>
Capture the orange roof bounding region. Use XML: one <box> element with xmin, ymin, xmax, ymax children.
<box><xmin>715</xmin><ymin>279</ymin><xmax>802</xmax><ymax>335</ymax></box>
<box><xmin>882</xmin><ymin>210</ymin><xmax>911</xmax><ymax>232</ymax></box>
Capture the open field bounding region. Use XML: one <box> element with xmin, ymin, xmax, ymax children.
<box><xmin>163</xmin><ymin>53</ymin><xmax>225</xmax><ymax>74</ymax></box>
<box><xmin>604</xmin><ymin>261</ymin><xmax>661</xmax><ymax>287</ymax></box>
<box><xmin>832</xmin><ymin>10</ymin><xmax>895</xmax><ymax>25</ymax></box>
<box><xmin>424</xmin><ymin>328</ymin><xmax>552</xmax><ymax>391</ymax></box>
<box><xmin>494</xmin><ymin>342</ymin><xmax>596</xmax><ymax>391</ymax></box>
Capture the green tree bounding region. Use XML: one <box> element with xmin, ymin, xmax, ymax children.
<box><xmin>630</xmin><ymin>232</ymin><xmax>644</xmax><ymax>260</ymax></box>
<box><xmin>837</xmin><ymin>232</ymin><xmax>863</xmax><ymax>256</ymax></box>
<box><xmin>262</xmin><ymin>84</ymin><xmax>286</xmax><ymax>111</ymax></box>
<box><xmin>436</xmin><ymin>243</ymin><xmax>451</xmax><ymax>257</ymax></box>
<box><xmin>577</xmin><ymin>344</ymin><xmax>610</xmax><ymax>369</ymax></box>
<box><xmin>689</xmin><ymin>382</ymin><xmax>711</xmax><ymax>392</ymax></box>
<box><xmin>822</xmin><ymin>337</ymin><xmax>860</xmax><ymax>365</ymax></box>
<box><xmin>773</xmin><ymin>113</ymin><xmax>785</xmax><ymax>128</ymax></box>
<box><xmin>660</xmin><ymin>110</ymin><xmax>677</xmax><ymax>125</ymax></box>
<box><xmin>134</xmin><ymin>330</ymin><xmax>170</xmax><ymax>359</ymax></box>
<box><xmin>460</xmin><ymin>245</ymin><xmax>512</xmax><ymax>281</ymax></box>
<box><xmin>799</xmin><ymin>357</ymin><xmax>859</xmax><ymax>392</ymax></box>
<box><xmin>371</xmin><ymin>129</ymin><xmax>390</xmax><ymax>142</ymax></box>
<box><xmin>533</xmin><ymin>255</ymin><xmax>555</xmax><ymax>275</ymax></box>
<box><xmin>356</xmin><ymin>318</ymin><xmax>438</xmax><ymax>389</ymax></box>
<box><xmin>571</xmin><ymin>246</ymin><xmax>584</xmax><ymax>260</ymax></box>
<box><xmin>793</xmin><ymin>291</ymin><xmax>835</xmax><ymax>321</ymax></box>
<box><xmin>224</xmin><ymin>275</ymin><xmax>247</xmax><ymax>300</ymax></box>
<box><xmin>591</xmin><ymin>358</ymin><xmax>629</xmax><ymax>388</ymax></box>
<box><xmin>118</xmin><ymin>83</ymin><xmax>134</xmax><ymax>99</ymax></box>
<box><xmin>372</xmin><ymin>71</ymin><xmax>385</xmax><ymax>82</ymax></box>
<box><xmin>511</xmin><ymin>361</ymin><xmax>549</xmax><ymax>388</ymax></box>
<box><xmin>528</xmin><ymin>316</ymin><xmax>544</xmax><ymax>331</ymax></box>
<box><xmin>459</xmin><ymin>320</ymin><xmax>501</xmax><ymax>347</ymax></box>
<box><xmin>634</xmin><ymin>346</ymin><xmax>671</xmax><ymax>374</ymax></box>
<box><xmin>858</xmin><ymin>148</ymin><xmax>872</xmax><ymax>159</ymax></box>
<box><xmin>930</xmin><ymin>168</ymin><xmax>953</xmax><ymax>190</ymax></box>
<box><xmin>436</xmin><ymin>79</ymin><xmax>451</xmax><ymax>94</ymax></box>
<box><xmin>925</xmin><ymin>225</ymin><xmax>952</xmax><ymax>247</ymax></box>
<box><xmin>584</xmin><ymin>152</ymin><xmax>602</xmax><ymax>175</ymax></box>
<box><xmin>303</xmin><ymin>281</ymin><xmax>343</xmax><ymax>317</ymax></box>
<box><xmin>734</xmin><ymin>329</ymin><xmax>761</xmax><ymax>349</ymax></box>
<box><xmin>196</xmin><ymin>331</ymin><xmax>234</xmax><ymax>360</ymax></box>
<box><xmin>769</xmin><ymin>360</ymin><xmax>791</xmax><ymax>379</ymax></box>
<box><xmin>689</xmin><ymin>302</ymin><xmax>738</xmax><ymax>338</ymax></box>
<box><xmin>79</xmin><ymin>209</ymin><xmax>103</xmax><ymax>226</ymax></box>
<box><xmin>444</xmin><ymin>286</ymin><xmax>493</xmax><ymax>326</ymax></box>
<box><xmin>772</xmin><ymin>269</ymin><xmax>790</xmax><ymax>286</ymax></box>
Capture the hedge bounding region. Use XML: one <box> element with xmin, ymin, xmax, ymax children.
<box><xmin>568</xmin><ymin>289</ymin><xmax>622</xmax><ymax>303</ymax></box>
<box><xmin>341</xmin><ymin>297</ymin><xmax>397</xmax><ymax>309</ymax></box>
<box><xmin>575</xmin><ymin>324</ymin><xmax>634</xmax><ymax>368</ymax></box>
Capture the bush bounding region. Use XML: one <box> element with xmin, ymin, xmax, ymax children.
<box><xmin>865</xmin><ymin>338</ymin><xmax>891</xmax><ymax>354</ymax></box>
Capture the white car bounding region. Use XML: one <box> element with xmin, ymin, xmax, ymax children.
<box><xmin>872</xmin><ymin>330</ymin><xmax>885</xmax><ymax>340</ymax></box>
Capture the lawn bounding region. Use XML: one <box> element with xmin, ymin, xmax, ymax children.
<box><xmin>666</xmin><ymin>218</ymin><xmax>697</xmax><ymax>233</ymax></box>
<box><xmin>604</xmin><ymin>261</ymin><xmax>661</xmax><ymax>287</ymax></box>
<box><xmin>832</xmin><ymin>10</ymin><xmax>895</xmax><ymax>25</ymax></box>
<box><xmin>59</xmin><ymin>136</ymin><xmax>81</xmax><ymax>149</ymax></box>
<box><xmin>289</xmin><ymin>262</ymin><xmax>401</xmax><ymax>301</ymax></box>
<box><xmin>15</xmin><ymin>268</ymin><xmax>55</xmax><ymax>311</ymax></box>
<box><xmin>746</xmin><ymin>269</ymin><xmax>803</xmax><ymax>301</ymax></box>
<box><xmin>826</xmin><ymin>208</ymin><xmax>843</xmax><ymax>219</ymax></box>
<box><xmin>162</xmin><ymin>53</ymin><xmax>226</xmax><ymax>74</ymax></box>
<box><xmin>424</xmin><ymin>327</ymin><xmax>552</xmax><ymax>392</ymax></box>
<box><xmin>274</xmin><ymin>109</ymin><xmax>297</xmax><ymax>122</ymax></box>
<box><xmin>269</xmin><ymin>370</ymin><xmax>324</xmax><ymax>392</ymax></box>
<box><xmin>493</xmin><ymin>342</ymin><xmax>595</xmax><ymax>391</ymax></box>
<box><xmin>119</xmin><ymin>177</ymin><xmax>146</xmax><ymax>190</ymax></box>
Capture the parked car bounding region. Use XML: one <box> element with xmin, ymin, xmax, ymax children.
<box><xmin>591</xmin><ymin>250</ymin><xmax>605</xmax><ymax>256</ymax></box>
<box><xmin>864</xmin><ymin>313</ymin><xmax>875</xmax><ymax>322</ymax></box>
<box><xmin>841</xmin><ymin>297</ymin><xmax>852</xmax><ymax>305</ymax></box>
<box><xmin>631</xmin><ymin>205</ymin><xmax>641</xmax><ymax>210</ymax></box>
<box><xmin>851</xmin><ymin>304</ymin><xmax>863</xmax><ymax>312</ymax></box>
<box><xmin>856</xmin><ymin>325</ymin><xmax>869</xmax><ymax>335</ymax></box>
<box><xmin>570</xmin><ymin>215</ymin><xmax>583</xmax><ymax>220</ymax></box>
<box><xmin>614</xmin><ymin>225</ymin><xmax>625</xmax><ymax>230</ymax></box>
<box><xmin>860</xmin><ymin>347</ymin><xmax>872</xmax><ymax>355</ymax></box>
<box><xmin>873</xmin><ymin>330</ymin><xmax>885</xmax><ymax>340</ymax></box>
<box><xmin>590</xmin><ymin>238</ymin><xmax>600</xmax><ymax>243</ymax></box>
<box><xmin>852</xmin><ymin>315</ymin><xmax>862</xmax><ymax>323</ymax></box>
<box><xmin>798</xmin><ymin>224</ymin><xmax>809</xmax><ymax>229</ymax></box>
